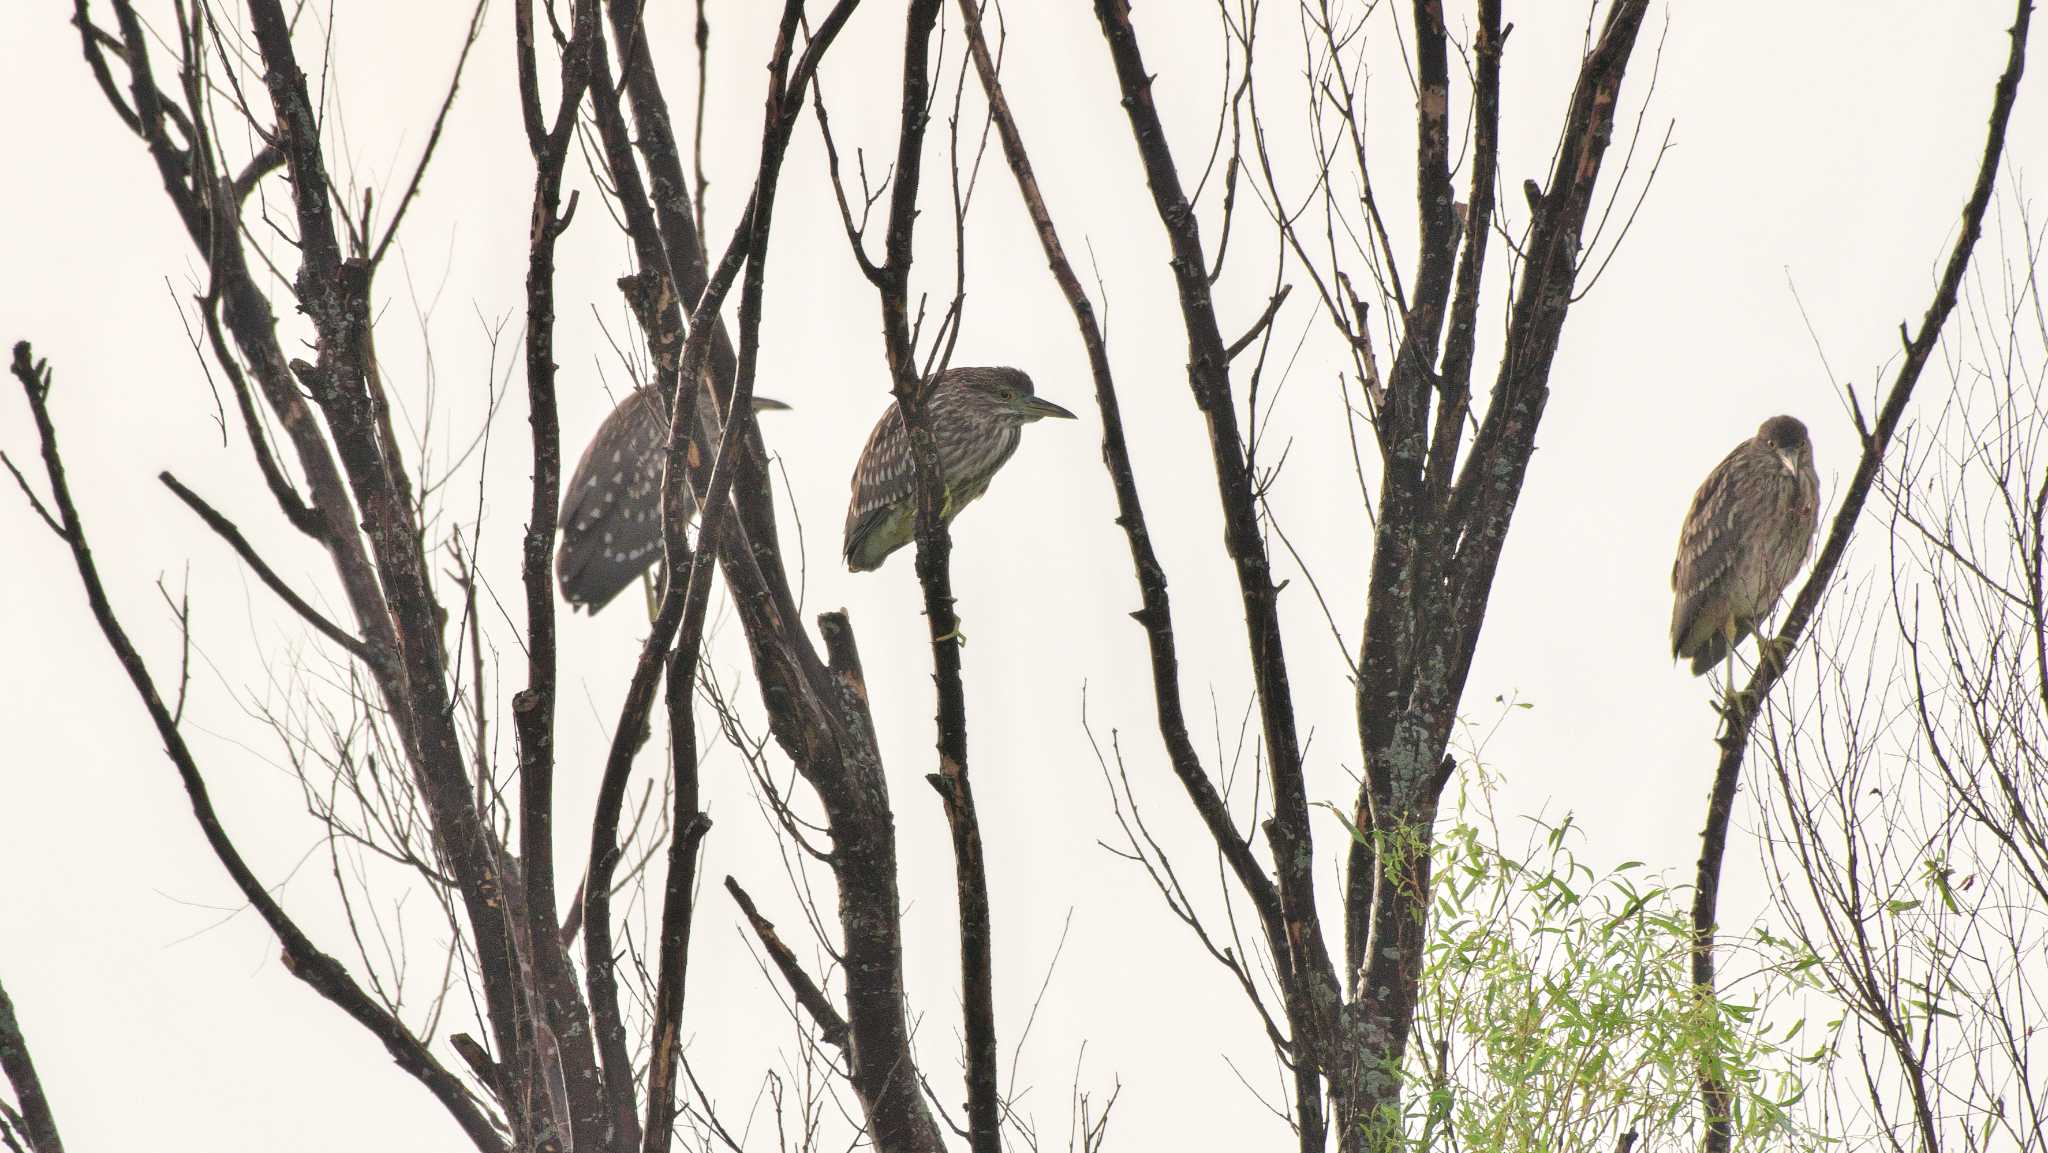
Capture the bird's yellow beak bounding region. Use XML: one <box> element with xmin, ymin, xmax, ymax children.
<box><xmin>1012</xmin><ymin>394</ymin><xmax>1078</xmax><ymax>421</ymax></box>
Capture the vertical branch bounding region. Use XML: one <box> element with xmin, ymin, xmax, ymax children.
<box><xmin>1397</xmin><ymin>0</ymin><xmax>1461</xmax><ymax>441</ymax></box>
<box><xmin>236</xmin><ymin>3</ymin><xmax>542</xmax><ymax>1083</ymax></box>
<box><xmin>865</xmin><ymin>3</ymin><xmax>1002</xmax><ymax>1149</ymax></box>
<box><xmin>691</xmin><ymin>0</ymin><xmax>712</xmax><ymax>252</ymax></box>
<box><xmin>1343</xmin><ymin>0</ymin><xmax>1510</xmax><ymax>1042</ymax></box>
<box><xmin>1338</xmin><ymin>3</ymin><xmax>1653</xmax><ymax>1146</ymax></box>
<box><xmin>639</xmin><ymin>649</ymin><xmax>709</xmax><ymax>1153</ymax></box>
<box><xmin>643</xmin><ymin>5</ymin><xmax>813</xmax><ymax>1148</ymax></box>
<box><xmin>577</xmin><ymin>116</ymin><xmax>756</xmax><ymax>1153</ymax></box>
<box><xmin>1422</xmin><ymin>0</ymin><xmax>1502</xmax><ymax>502</ymax></box>
<box><xmin>511</xmin><ymin>0</ymin><xmax>605</xmax><ymax>1147</ymax></box>
<box><xmin>572</xmin><ymin>198</ymin><xmax>759</xmax><ymax>1152</ymax></box>
<box><xmin>1688</xmin><ymin>5</ymin><xmax>2032</xmax><ymax>1148</ymax></box>
<box><xmin>950</xmin><ymin>0</ymin><xmax>1310</xmax><ymax>1144</ymax></box>
<box><xmin>1089</xmin><ymin>8</ymin><xmax>1340</xmax><ymax>1139</ymax></box>
<box><xmin>603</xmin><ymin>1</ymin><xmax>954</xmax><ymax>1145</ymax></box>
<box><xmin>570</xmin><ymin>76</ymin><xmax>723</xmax><ymax>1139</ymax></box>
<box><xmin>579</xmin><ymin>4</ymin><xmax>868</xmax><ymax>1150</ymax></box>
<box><xmin>605</xmin><ymin>0</ymin><xmax>803</xmax><ymax>615</ymax></box>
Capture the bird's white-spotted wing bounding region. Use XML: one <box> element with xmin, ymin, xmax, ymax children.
<box><xmin>845</xmin><ymin>406</ymin><xmax>912</xmax><ymax>532</ymax></box>
<box><xmin>556</xmin><ymin>390</ymin><xmax>671</xmax><ymax>610</ymax></box>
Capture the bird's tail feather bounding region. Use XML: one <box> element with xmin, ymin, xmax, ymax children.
<box><xmin>1687</xmin><ymin>631</ymin><xmax>1729</xmax><ymax>677</ymax></box>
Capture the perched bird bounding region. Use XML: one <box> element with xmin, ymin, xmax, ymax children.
<box><xmin>843</xmin><ymin>366</ymin><xmax>1077</xmax><ymax>572</ymax></box>
<box><xmin>556</xmin><ymin>387</ymin><xmax>789</xmax><ymax>613</ymax></box>
<box><xmin>1669</xmin><ymin>414</ymin><xmax>1821</xmax><ymax>677</ymax></box>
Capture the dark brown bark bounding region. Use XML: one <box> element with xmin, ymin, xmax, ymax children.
<box><xmin>725</xmin><ymin>878</ymin><xmax>851</xmax><ymax>1049</ymax></box>
<box><xmin>640</xmin><ymin>646</ymin><xmax>710</xmax><ymax>1153</ymax></box>
<box><xmin>79</xmin><ymin>0</ymin><xmax>408</xmax><ymax>761</ymax></box>
<box><xmin>581</xmin><ymin>4</ymin><xmax>945</xmax><ymax>1150</ymax></box>
<box><xmin>0</xmin><ymin>972</ymin><xmax>65</xmax><ymax>1153</ymax></box>
<box><xmin>9</xmin><ymin>343</ymin><xmax>506</xmax><ymax>1153</ymax></box>
<box><xmin>952</xmin><ymin>0</ymin><xmax>1305</xmax><ymax>1139</ymax></box>
<box><xmin>157</xmin><ymin>472</ymin><xmax>372</xmax><ymax>662</ymax></box>
<box><xmin>75</xmin><ymin>0</ymin><xmax>548</xmax><ymax>1123</ymax></box>
<box><xmin>577</xmin><ymin>63</ymin><xmax>766</xmax><ymax>1135</ymax></box>
<box><xmin>863</xmin><ymin>2</ymin><xmax>1001</xmax><ymax>1149</ymax></box>
<box><xmin>1687</xmin><ymin>5</ymin><xmax>2033</xmax><ymax>1149</ymax></box>
<box><xmin>642</xmin><ymin>7</ymin><xmax>813</xmax><ymax>1149</ymax></box>
<box><xmin>237</xmin><ymin>1</ymin><xmax>547</xmax><ymax>1100</ymax></box>
<box><xmin>1344</xmin><ymin>6</ymin><xmax>1650</xmax><ymax>1141</ymax></box>
<box><xmin>511</xmin><ymin>1</ymin><xmax>606</xmax><ymax>1144</ymax></box>
<box><xmin>1091</xmin><ymin>1</ymin><xmax>1658</xmax><ymax>1146</ymax></box>
<box><xmin>1088</xmin><ymin>16</ymin><xmax>1342</xmax><ymax>1147</ymax></box>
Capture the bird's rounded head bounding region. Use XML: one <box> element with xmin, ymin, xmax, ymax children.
<box><xmin>1757</xmin><ymin>414</ymin><xmax>1810</xmax><ymax>452</ymax></box>
<box><xmin>946</xmin><ymin>365</ymin><xmax>1078</xmax><ymax>423</ymax></box>
<box><xmin>1758</xmin><ymin>414</ymin><xmax>1814</xmax><ymax>476</ymax></box>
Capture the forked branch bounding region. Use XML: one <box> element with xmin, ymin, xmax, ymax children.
<box><xmin>9</xmin><ymin>342</ymin><xmax>505</xmax><ymax>1153</ymax></box>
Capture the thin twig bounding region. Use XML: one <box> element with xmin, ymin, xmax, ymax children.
<box><xmin>159</xmin><ymin>472</ymin><xmax>373</xmax><ymax>663</ymax></box>
<box><xmin>1687</xmin><ymin>6</ymin><xmax>2033</xmax><ymax>1150</ymax></box>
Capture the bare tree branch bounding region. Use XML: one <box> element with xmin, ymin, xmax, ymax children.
<box><xmin>510</xmin><ymin>0</ymin><xmax>607</xmax><ymax>1145</ymax></box>
<box><xmin>1688</xmin><ymin>5</ymin><xmax>2033</xmax><ymax>1150</ymax></box>
<box><xmin>9</xmin><ymin>341</ymin><xmax>506</xmax><ymax>1153</ymax></box>
<box><xmin>0</xmin><ymin>974</ymin><xmax>64</xmax><ymax>1153</ymax></box>
<box><xmin>852</xmin><ymin>3</ymin><xmax>1003</xmax><ymax>1150</ymax></box>
<box><xmin>158</xmin><ymin>471</ymin><xmax>373</xmax><ymax>663</ymax></box>
<box><xmin>1088</xmin><ymin>11</ymin><xmax>1341</xmax><ymax>1145</ymax></box>
<box><xmin>952</xmin><ymin>0</ymin><xmax>1301</xmax><ymax>1107</ymax></box>
<box><xmin>725</xmin><ymin>877</ymin><xmax>851</xmax><ymax>1050</ymax></box>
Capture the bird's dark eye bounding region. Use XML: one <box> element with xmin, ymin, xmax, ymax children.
<box><xmin>1000</xmin><ymin>389</ymin><xmax>1015</xmax><ymax>400</ymax></box>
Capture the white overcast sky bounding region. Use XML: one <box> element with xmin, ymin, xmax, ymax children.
<box><xmin>2</xmin><ymin>2</ymin><xmax>2042</xmax><ymax>1150</ymax></box>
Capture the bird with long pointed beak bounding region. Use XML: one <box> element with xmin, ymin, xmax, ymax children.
<box><xmin>843</xmin><ymin>366</ymin><xmax>1077</xmax><ymax>572</ymax></box>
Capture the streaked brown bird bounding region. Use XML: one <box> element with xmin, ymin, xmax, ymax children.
<box><xmin>843</xmin><ymin>366</ymin><xmax>1077</xmax><ymax>572</ymax></box>
<box><xmin>556</xmin><ymin>387</ymin><xmax>789</xmax><ymax>613</ymax></box>
<box><xmin>1670</xmin><ymin>414</ymin><xmax>1821</xmax><ymax>677</ymax></box>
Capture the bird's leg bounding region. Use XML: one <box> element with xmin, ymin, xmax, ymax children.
<box><xmin>1714</xmin><ymin>623</ymin><xmax>1749</xmax><ymax>722</ymax></box>
<box><xmin>643</xmin><ymin>562</ymin><xmax>663</xmax><ymax>622</ymax></box>
<box><xmin>1755</xmin><ymin>612</ymin><xmax>1792</xmax><ymax>677</ymax></box>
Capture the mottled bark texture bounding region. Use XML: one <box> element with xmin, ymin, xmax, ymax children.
<box><xmin>1080</xmin><ymin>1</ymin><xmax>1650</xmax><ymax>1147</ymax></box>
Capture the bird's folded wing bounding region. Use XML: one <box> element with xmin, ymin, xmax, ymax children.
<box><xmin>845</xmin><ymin>407</ymin><xmax>913</xmax><ymax>535</ymax></box>
<box><xmin>1671</xmin><ymin>441</ymin><xmax>1769</xmax><ymax>601</ymax></box>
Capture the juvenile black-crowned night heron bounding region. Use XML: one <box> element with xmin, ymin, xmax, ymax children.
<box><xmin>1670</xmin><ymin>414</ymin><xmax>1820</xmax><ymax>677</ymax></box>
<box><xmin>843</xmin><ymin>365</ymin><xmax>1077</xmax><ymax>572</ymax></box>
<box><xmin>556</xmin><ymin>387</ymin><xmax>789</xmax><ymax>613</ymax></box>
